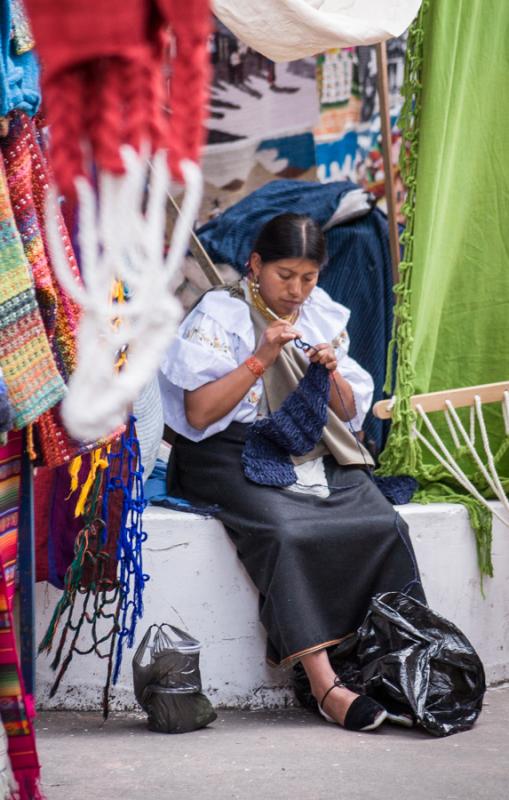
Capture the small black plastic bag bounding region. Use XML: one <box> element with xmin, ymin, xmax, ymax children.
<box><xmin>133</xmin><ymin>624</ymin><xmax>217</xmax><ymax>733</ymax></box>
<box><xmin>294</xmin><ymin>592</ymin><xmax>485</xmax><ymax>736</ymax></box>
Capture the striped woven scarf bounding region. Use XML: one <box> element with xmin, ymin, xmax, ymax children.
<box><xmin>0</xmin><ymin>432</ymin><xmax>44</xmax><ymax>799</ymax></box>
<box><xmin>0</xmin><ymin>136</ymin><xmax>65</xmax><ymax>429</ymax></box>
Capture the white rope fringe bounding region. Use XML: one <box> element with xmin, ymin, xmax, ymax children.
<box><xmin>413</xmin><ymin>402</ymin><xmax>509</xmax><ymax>527</ymax></box>
<box><xmin>46</xmin><ymin>147</ymin><xmax>203</xmax><ymax>442</ymax></box>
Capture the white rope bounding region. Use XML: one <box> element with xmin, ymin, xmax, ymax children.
<box><xmin>414</xmin><ymin>404</ymin><xmax>509</xmax><ymax>527</ymax></box>
<box><xmin>444</xmin><ymin>407</ymin><xmax>461</xmax><ymax>450</ymax></box>
<box><xmin>46</xmin><ymin>146</ymin><xmax>203</xmax><ymax>442</ymax></box>
<box><xmin>469</xmin><ymin>404</ymin><xmax>476</xmax><ymax>446</ymax></box>
<box><xmin>444</xmin><ymin>401</ymin><xmax>497</xmax><ymax>488</ymax></box>
<box><xmin>502</xmin><ymin>391</ymin><xmax>509</xmax><ymax>436</ymax></box>
<box><xmin>474</xmin><ymin>395</ymin><xmax>509</xmax><ymax>514</ymax></box>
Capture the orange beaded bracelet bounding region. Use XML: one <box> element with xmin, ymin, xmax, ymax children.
<box><xmin>244</xmin><ymin>355</ymin><xmax>266</xmax><ymax>378</ymax></box>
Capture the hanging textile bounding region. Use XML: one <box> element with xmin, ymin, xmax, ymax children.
<box><xmin>212</xmin><ymin>0</ymin><xmax>422</xmax><ymax>62</ymax></box>
<box><xmin>0</xmin><ymin>432</ymin><xmax>44</xmax><ymax>799</ymax></box>
<box><xmin>314</xmin><ymin>36</ymin><xmax>407</xmax><ymax>215</ymax></box>
<box><xmin>0</xmin><ymin>111</ymin><xmax>124</xmax><ymax>467</ymax></box>
<box><xmin>378</xmin><ymin>0</ymin><xmax>509</xmax><ymax>578</ymax></box>
<box><xmin>0</xmin><ymin>144</ymin><xmax>65</xmax><ymax>429</ymax></box>
<box><xmin>24</xmin><ymin>0</ymin><xmax>210</xmax><ymax>194</ymax></box>
<box><xmin>22</xmin><ymin>1</ymin><xmax>211</xmax><ymax>444</ymax></box>
<box><xmin>202</xmin><ymin>18</ymin><xmax>318</xmax><ymax>220</ymax></box>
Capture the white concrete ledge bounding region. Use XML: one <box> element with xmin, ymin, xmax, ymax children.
<box><xmin>35</xmin><ymin>502</ymin><xmax>509</xmax><ymax>710</ymax></box>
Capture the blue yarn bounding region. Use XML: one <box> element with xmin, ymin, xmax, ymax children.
<box><xmin>101</xmin><ymin>416</ymin><xmax>150</xmax><ymax>685</ymax></box>
<box><xmin>242</xmin><ymin>362</ymin><xmax>330</xmax><ymax>487</ymax></box>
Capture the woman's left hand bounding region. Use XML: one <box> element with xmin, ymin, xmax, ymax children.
<box><xmin>307</xmin><ymin>343</ymin><xmax>337</xmax><ymax>372</ymax></box>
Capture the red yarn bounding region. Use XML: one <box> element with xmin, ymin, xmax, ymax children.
<box><xmin>24</xmin><ymin>0</ymin><xmax>211</xmax><ymax>195</ymax></box>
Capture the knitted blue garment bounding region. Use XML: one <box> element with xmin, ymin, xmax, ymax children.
<box><xmin>0</xmin><ymin>1</ymin><xmax>40</xmax><ymax>117</ymax></box>
<box><xmin>242</xmin><ymin>362</ymin><xmax>330</xmax><ymax>487</ymax></box>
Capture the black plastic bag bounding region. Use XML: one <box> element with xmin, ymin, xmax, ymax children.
<box><xmin>133</xmin><ymin>624</ymin><xmax>217</xmax><ymax>733</ymax></box>
<box><xmin>294</xmin><ymin>592</ymin><xmax>485</xmax><ymax>736</ymax></box>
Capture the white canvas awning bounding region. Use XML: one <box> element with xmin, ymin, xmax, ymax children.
<box><xmin>212</xmin><ymin>0</ymin><xmax>422</xmax><ymax>62</ymax></box>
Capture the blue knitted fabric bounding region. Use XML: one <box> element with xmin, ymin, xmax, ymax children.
<box><xmin>242</xmin><ymin>362</ymin><xmax>330</xmax><ymax>487</ymax></box>
<box><xmin>0</xmin><ymin>1</ymin><xmax>40</xmax><ymax>117</ymax></box>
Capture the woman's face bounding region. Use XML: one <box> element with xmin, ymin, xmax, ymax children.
<box><xmin>250</xmin><ymin>254</ymin><xmax>320</xmax><ymax>318</ymax></box>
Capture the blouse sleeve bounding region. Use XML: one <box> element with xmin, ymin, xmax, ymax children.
<box><xmin>159</xmin><ymin>308</ymin><xmax>241</xmax><ymax>391</ymax></box>
<box><xmin>335</xmin><ymin>353</ymin><xmax>374</xmax><ymax>432</ymax></box>
<box><xmin>329</xmin><ymin>318</ymin><xmax>373</xmax><ymax>432</ymax></box>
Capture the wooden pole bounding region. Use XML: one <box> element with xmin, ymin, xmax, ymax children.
<box><xmin>18</xmin><ymin>435</ymin><xmax>36</xmax><ymax>695</ymax></box>
<box><xmin>167</xmin><ymin>193</ymin><xmax>225</xmax><ymax>287</ymax></box>
<box><xmin>376</xmin><ymin>41</ymin><xmax>400</xmax><ymax>285</ymax></box>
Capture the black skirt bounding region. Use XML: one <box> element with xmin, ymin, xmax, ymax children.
<box><xmin>168</xmin><ymin>422</ymin><xmax>426</xmax><ymax>665</ymax></box>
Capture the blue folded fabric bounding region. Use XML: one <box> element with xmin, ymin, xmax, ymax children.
<box><xmin>0</xmin><ymin>1</ymin><xmax>40</xmax><ymax>117</ymax></box>
<box><xmin>145</xmin><ymin>459</ymin><xmax>220</xmax><ymax>516</ymax></box>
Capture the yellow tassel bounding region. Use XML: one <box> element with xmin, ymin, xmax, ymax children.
<box><xmin>26</xmin><ymin>424</ymin><xmax>37</xmax><ymax>461</ymax></box>
<box><xmin>67</xmin><ymin>455</ymin><xmax>83</xmax><ymax>500</ymax></box>
<box><xmin>74</xmin><ymin>447</ymin><xmax>108</xmax><ymax>518</ymax></box>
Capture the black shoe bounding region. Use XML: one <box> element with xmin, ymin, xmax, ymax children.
<box><xmin>319</xmin><ymin>677</ymin><xmax>387</xmax><ymax>732</ymax></box>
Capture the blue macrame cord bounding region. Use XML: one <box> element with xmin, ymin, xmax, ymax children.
<box><xmin>101</xmin><ymin>415</ymin><xmax>150</xmax><ymax>684</ymax></box>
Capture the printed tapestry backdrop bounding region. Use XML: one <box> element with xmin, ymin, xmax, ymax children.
<box><xmin>199</xmin><ymin>19</ymin><xmax>408</xmax><ymax>224</ymax></box>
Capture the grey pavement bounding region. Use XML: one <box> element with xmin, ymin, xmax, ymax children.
<box><xmin>36</xmin><ymin>686</ymin><xmax>509</xmax><ymax>800</ymax></box>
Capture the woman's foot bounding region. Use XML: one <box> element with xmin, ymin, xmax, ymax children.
<box><xmin>317</xmin><ymin>677</ymin><xmax>387</xmax><ymax>732</ymax></box>
<box><xmin>318</xmin><ymin>681</ymin><xmax>362</xmax><ymax>726</ymax></box>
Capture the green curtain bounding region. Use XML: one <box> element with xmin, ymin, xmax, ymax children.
<box><xmin>379</xmin><ymin>0</ymin><xmax>509</xmax><ymax>578</ymax></box>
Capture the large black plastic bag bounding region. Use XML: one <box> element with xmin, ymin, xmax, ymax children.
<box><xmin>294</xmin><ymin>592</ymin><xmax>485</xmax><ymax>736</ymax></box>
<box><xmin>133</xmin><ymin>624</ymin><xmax>217</xmax><ymax>733</ymax></box>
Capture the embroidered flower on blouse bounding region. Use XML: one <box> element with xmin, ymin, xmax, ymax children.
<box><xmin>331</xmin><ymin>329</ymin><xmax>349</xmax><ymax>351</ymax></box>
<box><xmin>247</xmin><ymin>389</ymin><xmax>261</xmax><ymax>406</ymax></box>
<box><xmin>184</xmin><ymin>326</ymin><xmax>234</xmax><ymax>358</ymax></box>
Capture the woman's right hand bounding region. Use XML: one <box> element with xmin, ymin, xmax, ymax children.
<box><xmin>254</xmin><ymin>320</ymin><xmax>302</xmax><ymax>369</ymax></box>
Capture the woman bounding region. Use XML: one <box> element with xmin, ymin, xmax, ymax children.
<box><xmin>159</xmin><ymin>213</ymin><xmax>425</xmax><ymax>732</ymax></box>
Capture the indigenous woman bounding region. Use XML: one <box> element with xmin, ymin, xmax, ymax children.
<box><xmin>159</xmin><ymin>213</ymin><xmax>425</xmax><ymax>732</ymax></box>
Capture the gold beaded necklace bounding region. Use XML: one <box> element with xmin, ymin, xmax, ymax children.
<box><xmin>248</xmin><ymin>277</ymin><xmax>299</xmax><ymax>325</ymax></box>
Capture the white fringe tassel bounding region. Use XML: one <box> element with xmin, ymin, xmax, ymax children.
<box><xmin>46</xmin><ymin>147</ymin><xmax>203</xmax><ymax>442</ymax></box>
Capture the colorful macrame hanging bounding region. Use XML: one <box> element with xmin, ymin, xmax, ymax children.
<box><xmin>38</xmin><ymin>417</ymin><xmax>148</xmax><ymax>717</ymax></box>
<box><xmin>23</xmin><ymin>0</ymin><xmax>211</xmax><ymax>443</ymax></box>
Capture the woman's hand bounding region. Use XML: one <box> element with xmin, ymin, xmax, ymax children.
<box><xmin>307</xmin><ymin>343</ymin><xmax>338</xmax><ymax>372</ymax></box>
<box><xmin>255</xmin><ymin>320</ymin><xmax>302</xmax><ymax>369</ymax></box>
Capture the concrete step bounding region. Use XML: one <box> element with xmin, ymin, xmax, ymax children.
<box><xmin>35</xmin><ymin>501</ymin><xmax>509</xmax><ymax>710</ymax></box>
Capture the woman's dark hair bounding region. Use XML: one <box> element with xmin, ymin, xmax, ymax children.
<box><xmin>252</xmin><ymin>213</ymin><xmax>327</xmax><ymax>268</ymax></box>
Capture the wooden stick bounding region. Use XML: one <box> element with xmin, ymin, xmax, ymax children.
<box><xmin>376</xmin><ymin>42</ymin><xmax>400</xmax><ymax>285</ymax></box>
<box><xmin>167</xmin><ymin>193</ymin><xmax>225</xmax><ymax>287</ymax></box>
<box><xmin>373</xmin><ymin>381</ymin><xmax>509</xmax><ymax>419</ymax></box>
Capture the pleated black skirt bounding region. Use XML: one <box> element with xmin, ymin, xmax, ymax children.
<box><xmin>168</xmin><ymin>422</ymin><xmax>426</xmax><ymax>665</ymax></box>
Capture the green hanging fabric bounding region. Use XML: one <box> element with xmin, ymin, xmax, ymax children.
<box><xmin>379</xmin><ymin>0</ymin><xmax>509</xmax><ymax>580</ymax></box>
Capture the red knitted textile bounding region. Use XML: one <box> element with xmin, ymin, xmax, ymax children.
<box><xmin>24</xmin><ymin>0</ymin><xmax>210</xmax><ymax>195</ymax></box>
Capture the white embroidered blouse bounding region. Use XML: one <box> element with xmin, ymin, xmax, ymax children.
<box><xmin>159</xmin><ymin>281</ymin><xmax>374</xmax><ymax>443</ymax></box>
